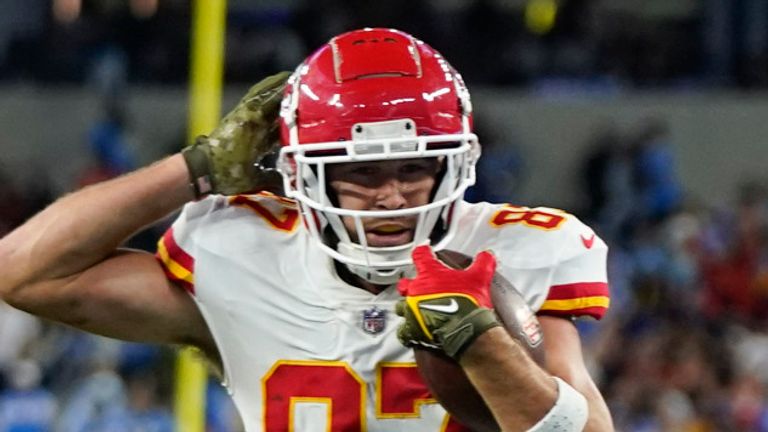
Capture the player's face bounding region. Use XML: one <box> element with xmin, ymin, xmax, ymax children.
<box><xmin>327</xmin><ymin>158</ymin><xmax>441</xmax><ymax>247</ymax></box>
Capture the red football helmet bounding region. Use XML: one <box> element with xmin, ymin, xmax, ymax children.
<box><xmin>277</xmin><ymin>28</ymin><xmax>480</xmax><ymax>284</ymax></box>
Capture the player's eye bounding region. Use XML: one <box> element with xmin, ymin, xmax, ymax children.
<box><xmin>328</xmin><ymin>163</ymin><xmax>378</xmax><ymax>179</ymax></box>
<box><xmin>350</xmin><ymin>165</ymin><xmax>379</xmax><ymax>176</ymax></box>
<box><xmin>399</xmin><ymin>163</ymin><xmax>429</xmax><ymax>174</ymax></box>
<box><xmin>399</xmin><ymin>159</ymin><xmax>439</xmax><ymax>178</ymax></box>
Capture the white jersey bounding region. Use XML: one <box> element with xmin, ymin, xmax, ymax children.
<box><xmin>156</xmin><ymin>192</ymin><xmax>609</xmax><ymax>432</ymax></box>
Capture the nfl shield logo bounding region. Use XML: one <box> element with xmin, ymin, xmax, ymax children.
<box><xmin>362</xmin><ymin>307</ymin><xmax>386</xmax><ymax>335</ymax></box>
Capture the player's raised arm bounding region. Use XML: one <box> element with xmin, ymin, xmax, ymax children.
<box><xmin>0</xmin><ymin>155</ymin><xmax>198</xmax><ymax>341</ymax></box>
<box><xmin>0</xmin><ymin>72</ymin><xmax>289</xmax><ymax>348</ymax></box>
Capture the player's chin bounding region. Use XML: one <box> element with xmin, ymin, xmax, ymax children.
<box><xmin>365</xmin><ymin>229</ymin><xmax>414</xmax><ymax>247</ymax></box>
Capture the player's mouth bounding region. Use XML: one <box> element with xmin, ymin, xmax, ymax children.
<box><xmin>365</xmin><ymin>224</ymin><xmax>414</xmax><ymax>247</ymax></box>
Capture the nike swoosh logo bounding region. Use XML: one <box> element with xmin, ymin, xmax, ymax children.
<box><xmin>419</xmin><ymin>299</ymin><xmax>459</xmax><ymax>314</ymax></box>
<box><xmin>581</xmin><ymin>233</ymin><xmax>596</xmax><ymax>249</ymax></box>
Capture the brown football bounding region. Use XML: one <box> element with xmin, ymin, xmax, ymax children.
<box><xmin>413</xmin><ymin>249</ymin><xmax>546</xmax><ymax>432</ymax></box>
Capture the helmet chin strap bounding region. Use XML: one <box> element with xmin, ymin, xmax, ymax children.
<box><xmin>337</xmin><ymin>242</ymin><xmax>415</xmax><ymax>285</ymax></box>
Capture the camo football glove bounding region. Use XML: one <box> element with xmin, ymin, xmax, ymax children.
<box><xmin>182</xmin><ymin>71</ymin><xmax>291</xmax><ymax>197</ymax></box>
<box><xmin>395</xmin><ymin>245</ymin><xmax>502</xmax><ymax>360</ymax></box>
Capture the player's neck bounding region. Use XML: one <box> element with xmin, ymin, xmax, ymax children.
<box><xmin>333</xmin><ymin>260</ymin><xmax>390</xmax><ymax>295</ymax></box>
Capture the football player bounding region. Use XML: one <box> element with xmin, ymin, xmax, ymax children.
<box><xmin>0</xmin><ymin>28</ymin><xmax>613</xmax><ymax>431</ymax></box>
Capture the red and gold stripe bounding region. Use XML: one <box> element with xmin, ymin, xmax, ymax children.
<box><xmin>155</xmin><ymin>227</ymin><xmax>195</xmax><ymax>294</ymax></box>
<box><xmin>539</xmin><ymin>282</ymin><xmax>610</xmax><ymax>320</ymax></box>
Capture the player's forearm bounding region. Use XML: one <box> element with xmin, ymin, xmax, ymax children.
<box><xmin>459</xmin><ymin>327</ymin><xmax>559</xmax><ymax>430</ymax></box>
<box><xmin>537</xmin><ymin>316</ymin><xmax>613</xmax><ymax>431</ymax></box>
<box><xmin>581</xmin><ymin>383</ymin><xmax>613</xmax><ymax>431</ymax></box>
<box><xmin>0</xmin><ymin>154</ymin><xmax>193</xmax><ymax>300</ymax></box>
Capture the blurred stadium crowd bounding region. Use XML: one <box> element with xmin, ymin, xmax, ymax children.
<box><xmin>1</xmin><ymin>0</ymin><xmax>768</xmax><ymax>431</ymax></box>
<box><xmin>0</xmin><ymin>0</ymin><xmax>767</xmax><ymax>88</ymax></box>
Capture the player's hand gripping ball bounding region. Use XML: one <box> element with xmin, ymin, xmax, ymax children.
<box><xmin>395</xmin><ymin>245</ymin><xmax>501</xmax><ymax>359</ymax></box>
<box><xmin>396</xmin><ymin>246</ymin><xmax>546</xmax><ymax>432</ymax></box>
<box><xmin>182</xmin><ymin>71</ymin><xmax>291</xmax><ymax>197</ymax></box>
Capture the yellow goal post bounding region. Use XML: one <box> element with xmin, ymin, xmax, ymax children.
<box><xmin>175</xmin><ymin>1</ymin><xmax>227</xmax><ymax>431</ymax></box>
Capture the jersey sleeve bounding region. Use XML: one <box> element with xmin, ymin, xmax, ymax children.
<box><xmin>464</xmin><ymin>203</ymin><xmax>611</xmax><ymax>320</ymax></box>
<box><xmin>154</xmin><ymin>192</ymin><xmax>300</xmax><ymax>296</ymax></box>
<box><xmin>156</xmin><ymin>225</ymin><xmax>195</xmax><ymax>294</ymax></box>
<box><xmin>537</xmin><ymin>237</ymin><xmax>610</xmax><ymax>320</ymax></box>
<box><xmin>154</xmin><ymin>196</ymin><xmax>226</xmax><ymax>295</ymax></box>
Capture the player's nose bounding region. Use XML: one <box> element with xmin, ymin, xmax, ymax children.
<box><xmin>374</xmin><ymin>179</ymin><xmax>408</xmax><ymax>210</ymax></box>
